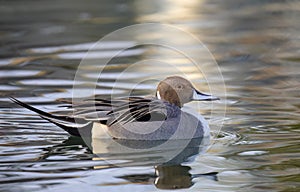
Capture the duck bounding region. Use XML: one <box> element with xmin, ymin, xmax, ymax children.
<box><xmin>10</xmin><ymin>76</ymin><xmax>219</xmax><ymax>140</ymax></box>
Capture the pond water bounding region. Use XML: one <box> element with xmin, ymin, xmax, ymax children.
<box><xmin>0</xmin><ymin>0</ymin><xmax>299</xmax><ymax>191</ymax></box>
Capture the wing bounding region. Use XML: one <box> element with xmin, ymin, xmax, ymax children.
<box><xmin>107</xmin><ymin>98</ymin><xmax>168</xmax><ymax>126</ymax></box>
<box><xmin>71</xmin><ymin>96</ymin><xmax>168</xmax><ymax>124</ymax></box>
<box><xmin>70</xmin><ymin>97</ymin><xmax>146</xmax><ymax>121</ymax></box>
<box><xmin>10</xmin><ymin>96</ymin><xmax>169</xmax><ymax>137</ymax></box>
<box><xmin>61</xmin><ymin>96</ymin><xmax>169</xmax><ymax>126</ymax></box>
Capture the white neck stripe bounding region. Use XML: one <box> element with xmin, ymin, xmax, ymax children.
<box><xmin>156</xmin><ymin>91</ymin><xmax>161</xmax><ymax>99</ymax></box>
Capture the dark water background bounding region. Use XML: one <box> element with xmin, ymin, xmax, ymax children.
<box><xmin>0</xmin><ymin>0</ymin><xmax>299</xmax><ymax>191</ymax></box>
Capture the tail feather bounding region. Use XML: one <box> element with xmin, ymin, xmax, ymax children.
<box><xmin>10</xmin><ymin>97</ymin><xmax>92</xmax><ymax>136</ymax></box>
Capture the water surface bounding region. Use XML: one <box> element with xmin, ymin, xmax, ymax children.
<box><xmin>0</xmin><ymin>0</ymin><xmax>299</xmax><ymax>191</ymax></box>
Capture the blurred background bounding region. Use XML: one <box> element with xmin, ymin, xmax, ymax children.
<box><xmin>0</xmin><ymin>0</ymin><xmax>299</xmax><ymax>191</ymax></box>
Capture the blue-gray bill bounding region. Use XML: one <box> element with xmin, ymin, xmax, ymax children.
<box><xmin>192</xmin><ymin>90</ymin><xmax>219</xmax><ymax>101</ymax></box>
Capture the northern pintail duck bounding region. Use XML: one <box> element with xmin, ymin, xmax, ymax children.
<box><xmin>10</xmin><ymin>76</ymin><xmax>219</xmax><ymax>140</ymax></box>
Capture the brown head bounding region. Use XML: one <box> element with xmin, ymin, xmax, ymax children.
<box><xmin>156</xmin><ymin>76</ymin><xmax>219</xmax><ymax>107</ymax></box>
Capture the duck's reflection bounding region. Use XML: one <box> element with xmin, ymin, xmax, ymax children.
<box><xmin>60</xmin><ymin>135</ymin><xmax>217</xmax><ymax>189</ymax></box>
<box><xmin>154</xmin><ymin>165</ymin><xmax>193</xmax><ymax>189</ymax></box>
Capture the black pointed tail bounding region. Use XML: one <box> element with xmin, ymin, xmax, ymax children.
<box><xmin>10</xmin><ymin>97</ymin><xmax>92</xmax><ymax>137</ymax></box>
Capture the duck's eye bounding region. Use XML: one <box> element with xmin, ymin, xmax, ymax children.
<box><xmin>177</xmin><ymin>85</ymin><xmax>183</xmax><ymax>89</ymax></box>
